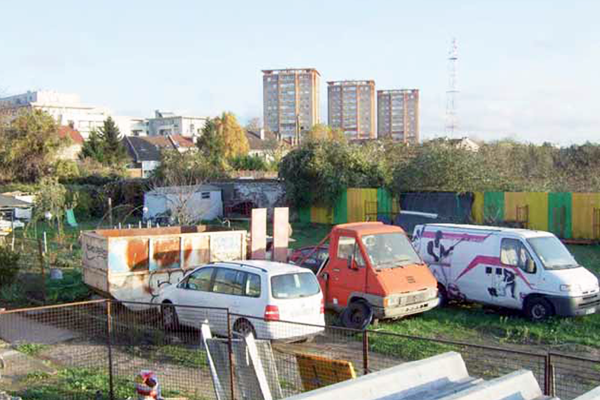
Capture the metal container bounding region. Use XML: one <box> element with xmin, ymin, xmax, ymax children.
<box><xmin>82</xmin><ymin>226</ymin><xmax>247</xmax><ymax>305</ymax></box>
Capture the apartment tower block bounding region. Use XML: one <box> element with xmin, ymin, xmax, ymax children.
<box><xmin>377</xmin><ymin>89</ymin><xmax>419</xmax><ymax>144</ymax></box>
<box><xmin>327</xmin><ymin>80</ymin><xmax>376</xmax><ymax>139</ymax></box>
<box><xmin>262</xmin><ymin>68</ymin><xmax>320</xmax><ymax>140</ymax></box>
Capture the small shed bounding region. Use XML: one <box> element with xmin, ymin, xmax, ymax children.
<box><xmin>0</xmin><ymin>194</ymin><xmax>31</xmax><ymax>220</ymax></box>
<box><xmin>144</xmin><ymin>184</ymin><xmax>223</xmax><ymax>223</ymax></box>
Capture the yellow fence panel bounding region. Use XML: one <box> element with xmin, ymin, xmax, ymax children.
<box><xmin>472</xmin><ymin>192</ymin><xmax>484</xmax><ymax>224</ymax></box>
<box><xmin>311</xmin><ymin>206</ymin><xmax>333</xmax><ymax>224</ymax></box>
<box><xmin>524</xmin><ymin>192</ymin><xmax>548</xmax><ymax>231</ymax></box>
<box><xmin>347</xmin><ymin>188</ymin><xmax>377</xmax><ymax>223</ymax></box>
<box><xmin>572</xmin><ymin>193</ymin><xmax>600</xmax><ymax>239</ymax></box>
<box><xmin>504</xmin><ymin>192</ymin><xmax>527</xmax><ymax>222</ymax></box>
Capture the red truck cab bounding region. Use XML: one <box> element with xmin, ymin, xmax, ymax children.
<box><xmin>315</xmin><ymin>222</ymin><xmax>439</xmax><ymax>328</ymax></box>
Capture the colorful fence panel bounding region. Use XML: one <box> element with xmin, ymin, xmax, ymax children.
<box><xmin>572</xmin><ymin>193</ymin><xmax>600</xmax><ymax>240</ymax></box>
<box><xmin>483</xmin><ymin>192</ymin><xmax>505</xmax><ymax>223</ymax></box>
<box><xmin>472</xmin><ymin>192</ymin><xmax>485</xmax><ymax>224</ymax></box>
<box><xmin>347</xmin><ymin>188</ymin><xmax>378</xmax><ymax>223</ymax></box>
<box><xmin>548</xmin><ymin>192</ymin><xmax>572</xmax><ymax>239</ymax></box>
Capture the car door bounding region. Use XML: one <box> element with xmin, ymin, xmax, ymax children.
<box><xmin>497</xmin><ymin>238</ymin><xmax>538</xmax><ymax>309</ymax></box>
<box><xmin>207</xmin><ymin>268</ymin><xmax>245</xmax><ymax>335</ymax></box>
<box><xmin>328</xmin><ymin>235</ymin><xmax>367</xmax><ymax>307</ymax></box>
<box><xmin>174</xmin><ymin>267</ymin><xmax>215</xmax><ymax>328</ymax></box>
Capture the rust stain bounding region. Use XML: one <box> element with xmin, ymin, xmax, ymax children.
<box><xmin>153</xmin><ymin>238</ymin><xmax>180</xmax><ymax>269</ymax></box>
<box><xmin>126</xmin><ymin>239</ymin><xmax>149</xmax><ymax>271</ymax></box>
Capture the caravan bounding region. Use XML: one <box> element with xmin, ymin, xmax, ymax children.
<box><xmin>412</xmin><ymin>224</ymin><xmax>600</xmax><ymax>320</ymax></box>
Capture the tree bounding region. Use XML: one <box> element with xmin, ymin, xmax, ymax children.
<box><xmin>0</xmin><ymin>109</ymin><xmax>68</xmax><ymax>183</ymax></box>
<box><xmin>79</xmin><ymin>117</ymin><xmax>128</xmax><ymax>166</ymax></box>
<box><xmin>304</xmin><ymin>124</ymin><xmax>346</xmax><ymax>142</ymax></box>
<box><xmin>216</xmin><ymin>112</ymin><xmax>249</xmax><ymax>159</ymax></box>
<box><xmin>245</xmin><ymin>117</ymin><xmax>262</xmax><ymax>132</ymax></box>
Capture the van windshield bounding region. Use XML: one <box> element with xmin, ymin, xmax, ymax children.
<box><xmin>271</xmin><ymin>273</ymin><xmax>321</xmax><ymax>299</ymax></box>
<box><xmin>527</xmin><ymin>236</ymin><xmax>579</xmax><ymax>270</ymax></box>
<box><xmin>362</xmin><ymin>233</ymin><xmax>422</xmax><ymax>270</ymax></box>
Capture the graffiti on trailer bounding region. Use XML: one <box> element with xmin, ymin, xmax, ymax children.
<box><xmin>148</xmin><ymin>268</ymin><xmax>185</xmax><ymax>302</ymax></box>
<box><xmin>84</xmin><ymin>243</ymin><xmax>108</xmax><ymax>262</ymax></box>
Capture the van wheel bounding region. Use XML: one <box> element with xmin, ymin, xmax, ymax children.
<box><xmin>162</xmin><ymin>302</ymin><xmax>179</xmax><ymax>330</ymax></box>
<box><xmin>233</xmin><ymin>319</ymin><xmax>256</xmax><ymax>338</ymax></box>
<box><xmin>525</xmin><ymin>298</ymin><xmax>554</xmax><ymax>321</ymax></box>
<box><xmin>437</xmin><ymin>285</ymin><xmax>448</xmax><ymax>307</ymax></box>
<box><xmin>341</xmin><ymin>301</ymin><xmax>373</xmax><ymax>330</ymax></box>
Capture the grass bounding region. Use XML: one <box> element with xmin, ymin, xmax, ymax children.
<box><xmin>124</xmin><ymin>344</ymin><xmax>208</xmax><ymax>369</ymax></box>
<box><xmin>13</xmin><ymin>367</ymin><xmax>208</xmax><ymax>400</ymax></box>
<box><xmin>15</xmin><ymin>343</ymin><xmax>49</xmax><ymax>357</ymax></box>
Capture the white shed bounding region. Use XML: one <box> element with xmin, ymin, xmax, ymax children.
<box><xmin>143</xmin><ymin>184</ymin><xmax>223</xmax><ymax>223</ymax></box>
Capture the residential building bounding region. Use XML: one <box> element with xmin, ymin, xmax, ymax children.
<box><xmin>146</xmin><ymin>110</ymin><xmax>207</xmax><ymax>138</ymax></box>
<box><xmin>246</xmin><ymin>129</ymin><xmax>280</xmax><ymax>160</ymax></box>
<box><xmin>328</xmin><ymin>80</ymin><xmax>376</xmax><ymax>139</ymax></box>
<box><xmin>377</xmin><ymin>89</ymin><xmax>419</xmax><ymax>144</ymax></box>
<box><xmin>124</xmin><ymin>135</ymin><xmax>196</xmax><ymax>178</ymax></box>
<box><xmin>262</xmin><ymin>68</ymin><xmax>320</xmax><ymax>140</ymax></box>
<box><xmin>57</xmin><ymin>126</ymin><xmax>84</xmax><ymax>161</ymax></box>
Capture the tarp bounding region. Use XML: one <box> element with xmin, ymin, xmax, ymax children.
<box><xmin>548</xmin><ymin>192</ymin><xmax>572</xmax><ymax>239</ymax></box>
<box><xmin>396</xmin><ymin>192</ymin><xmax>474</xmax><ymax>233</ymax></box>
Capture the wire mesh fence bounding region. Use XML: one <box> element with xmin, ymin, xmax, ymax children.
<box><xmin>1</xmin><ymin>300</ymin><xmax>600</xmax><ymax>399</ymax></box>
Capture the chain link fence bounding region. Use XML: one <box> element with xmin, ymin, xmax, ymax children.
<box><xmin>0</xmin><ymin>300</ymin><xmax>600</xmax><ymax>399</ymax></box>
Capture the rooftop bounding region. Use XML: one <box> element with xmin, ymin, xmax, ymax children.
<box><xmin>327</xmin><ymin>80</ymin><xmax>375</xmax><ymax>86</ymax></box>
<box><xmin>58</xmin><ymin>126</ymin><xmax>84</xmax><ymax>145</ymax></box>
<box><xmin>262</xmin><ymin>68</ymin><xmax>320</xmax><ymax>76</ymax></box>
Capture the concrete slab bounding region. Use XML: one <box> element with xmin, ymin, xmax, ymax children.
<box><xmin>0</xmin><ymin>313</ymin><xmax>79</xmax><ymax>345</ymax></box>
<box><xmin>285</xmin><ymin>352</ymin><xmax>470</xmax><ymax>400</ymax></box>
<box><xmin>574</xmin><ymin>386</ymin><xmax>600</xmax><ymax>400</ymax></box>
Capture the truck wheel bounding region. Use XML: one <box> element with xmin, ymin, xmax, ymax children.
<box><xmin>437</xmin><ymin>285</ymin><xmax>448</xmax><ymax>307</ymax></box>
<box><xmin>341</xmin><ymin>301</ymin><xmax>373</xmax><ymax>330</ymax></box>
<box><xmin>525</xmin><ymin>298</ymin><xmax>554</xmax><ymax>321</ymax></box>
<box><xmin>162</xmin><ymin>302</ymin><xmax>179</xmax><ymax>330</ymax></box>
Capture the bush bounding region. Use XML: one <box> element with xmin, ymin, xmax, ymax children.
<box><xmin>0</xmin><ymin>246</ymin><xmax>20</xmax><ymax>287</ymax></box>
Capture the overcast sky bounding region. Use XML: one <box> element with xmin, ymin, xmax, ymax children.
<box><xmin>1</xmin><ymin>0</ymin><xmax>599</xmax><ymax>145</ymax></box>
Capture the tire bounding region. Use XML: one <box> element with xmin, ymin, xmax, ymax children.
<box><xmin>161</xmin><ymin>302</ymin><xmax>179</xmax><ymax>330</ymax></box>
<box><xmin>341</xmin><ymin>301</ymin><xmax>373</xmax><ymax>330</ymax></box>
<box><xmin>233</xmin><ymin>318</ymin><xmax>256</xmax><ymax>338</ymax></box>
<box><xmin>437</xmin><ymin>285</ymin><xmax>448</xmax><ymax>307</ymax></box>
<box><xmin>525</xmin><ymin>297</ymin><xmax>554</xmax><ymax>321</ymax></box>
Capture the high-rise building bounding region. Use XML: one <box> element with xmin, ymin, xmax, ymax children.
<box><xmin>262</xmin><ymin>68</ymin><xmax>320</xmax><ymax>140</ymax></box>
<box><xmin>377</xmin><ymin>89</ymin><xmax>419</xmax><ymax>144</ymax></box>
<box><xmin>327</xmin><ymin>80</ymin><xmax>376</xmax><ymax>139</ymax></box>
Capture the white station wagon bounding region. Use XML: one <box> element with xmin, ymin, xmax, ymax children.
<box><xmin>156</xmin><ymin>260</ymin><xmax>325</xmax><ymax>340</ymax></box>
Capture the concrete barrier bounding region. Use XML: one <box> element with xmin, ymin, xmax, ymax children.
<box><xmin>286</xmin><ymin>352</ymin><xmax>475</xmax><ymax>400</ymax></box>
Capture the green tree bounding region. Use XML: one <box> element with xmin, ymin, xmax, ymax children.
<box><xmin>304</xmin><ymin>124</ymin><xmax>346</xmax><ymax>142</ymax></box>
<box><xmin>79</xmin><ymin>117</ymin><xmax>128</xmax><ymax>166</ymax></box>
<box><xmin>31</xmin><ymin>177</ymin><xmax>68</xmax><ymax>238</ymax></box>
<box><xmin>0</xmin><ymin>110</ymin><xmax>67</xmax><ymax>183</ymax></box>
<box><xmin>197</xmin><ymin>118</ymin><xmax>226</xmax><ymax>167</ymax></box>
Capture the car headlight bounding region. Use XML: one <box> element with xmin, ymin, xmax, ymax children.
<box><xmin>560</xmin><ymin>284</ymin><xmax>582</xmax><ymax>293</ymax></box>
<box><xmin>383</xmin><ymin>296</ymin><xmax>400</xmax><ymax>307</ymax></box>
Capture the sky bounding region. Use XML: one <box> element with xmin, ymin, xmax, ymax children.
<box><xmin>1</xmin><ymin>0</ymin><xmax>599</xmax><ymax>145</ymax></box>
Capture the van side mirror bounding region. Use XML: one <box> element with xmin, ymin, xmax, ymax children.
<box><xmin>347</xmin><ymin>256</ymin><xmax>357</xmax><ymax>270</ymax></box>
<box><xmin>526</xmin><ymin>259</ymin><xmax>536</xmax><ymax>274</ymax></box>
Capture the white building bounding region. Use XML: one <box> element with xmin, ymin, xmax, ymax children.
<box><xmin>0</xmin><ymin>91</ymin><xmax>113</xmax><ymax>139</ymax></box>
<box><xmin>147</xmin><ymin>110</ymin><xmax>207</xmax><ymax>138</ymax></box>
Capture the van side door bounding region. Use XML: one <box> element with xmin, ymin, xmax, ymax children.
<box><xmin>496</xmin><ymin>238</ymin><xmax>538</xmax><ymax>309</ymax></box>
<box><xmin>175</xmin><ymin>266</ymin><xmax>215</xmax><ymax>327</ymax></box>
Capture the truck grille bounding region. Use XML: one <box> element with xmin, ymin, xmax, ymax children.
<box><xmin>404</xmin><ymin>291</ymin><xmax>429</xmax><ymax>305</ymax></box>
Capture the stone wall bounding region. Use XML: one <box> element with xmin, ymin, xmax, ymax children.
<box><xmin>214</xmin><ymin>180</ymin><xmax>285</xmax><ymax>218</ymax></box>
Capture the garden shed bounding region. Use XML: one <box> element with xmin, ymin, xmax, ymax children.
<box><xmin>143</xmin><ymin>184</ymin><xmax>223</xmax><ymax>223</ymax></box>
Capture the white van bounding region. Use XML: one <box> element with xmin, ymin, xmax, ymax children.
<box><xmin>412</xmin><ymin>224</ymin><xmax>600</xmax><ymax>320</ymax></box>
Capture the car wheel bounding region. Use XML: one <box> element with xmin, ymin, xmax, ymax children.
<box><xmin>438</xmin><ymin>284</ymin><xmax>448</xmax><ymax>307</ymax></box>
<box><xmin>525</xmin><ymin>298</ymin><xmax>554</xmax><ymax>321</ymax></box>
<box><xmin>341</xmin><ymin>301</ymin><xmax>373</xmax><ymax>330</ymax></box>
<box><xmin>162</xmin><ymin>302</ymin><xmax>179</xmax><ymax>330</ymax></box>
<box><xmin>233</xmin><ymin>319</ymin><xmax>256</xmax><ymax>338</ymax></box>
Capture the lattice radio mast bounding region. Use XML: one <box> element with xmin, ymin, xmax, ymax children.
<box><xmin>445</xmin><ymin>38</ymin><xmax>459</xmax><ymax>137</ymax></box>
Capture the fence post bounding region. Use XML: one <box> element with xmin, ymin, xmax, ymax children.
<box><xmin>106</xmin><ymin>300</ymin><xmax>115</xmax><ymax>400</ymax></box>
<box><xmin>363</xmin><ymin>329</ymin><xmax>370</xmax><ymax>375</ymax></box>
<box><xmin>37</xmin><ymin>239</ymin><xmax>47</xmax><ymax>303</ymax></box>
<box><xmin>227</xmin><ymin>311</ymin><xmax>235</xmax><ymax>400</ymax></box>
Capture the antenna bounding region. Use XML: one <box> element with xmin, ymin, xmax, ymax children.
<box><xmin>445</xmin><ymin>38</ymin><xmax>459</xmax><ymax>137</ymax></box>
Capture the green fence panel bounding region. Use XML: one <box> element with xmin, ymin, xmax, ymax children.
<box><xmin>377</xmin><ymin>188</ymin><xmax>392</xmax><ymax>215</ymax></box>
<box><xmin>483</xmin><ymin>192</ymin><xmax>505</xmax><ymax>224</ymax></box>
<box><xmin>548</xmin><ymin>192</ymin><xmax>572</xmax><ymax>239</ymax></box>
<box><xmin>297</xmin><ymin>207</ymin><xmax>311</xmax><ymax>223</ymax></box>
<box><xmin>333</xmin><ymin>190</ymin><xmax>348</xmax><ymax>224</ymax></box>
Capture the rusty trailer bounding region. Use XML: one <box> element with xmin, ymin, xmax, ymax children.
<box><xmin>82</xmin><ymin>226</ymin><xmax>247</xmax><ymax>305</ymax></box>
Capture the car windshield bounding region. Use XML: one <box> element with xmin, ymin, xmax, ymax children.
<box><xmin>361</xmin><ymin>233</ymin><xmax>422</xmax><ymax>270</ymax></box>
<box><xmin>271</xmin><ymin>273</ymin><xmax>321</xmax><ymax>299</ymax></box>
<box><xmin>527</xmin><ymin>236</ymin><xmax>579</xmax><ymax>270</ymax></box>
